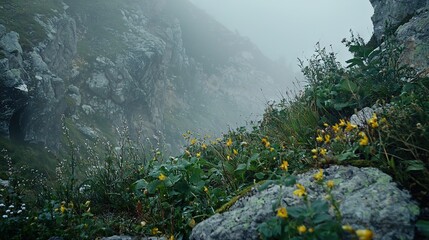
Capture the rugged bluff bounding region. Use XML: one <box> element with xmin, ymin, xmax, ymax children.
<box><xmin>0</xmin><ymin>0</ymin><xmax>288</xmax><ymax>153</ymax></box>
<box><xmin>370</xmin><ymin>0</ymin><xmax>429</xmax><ymax>70</ymax></box>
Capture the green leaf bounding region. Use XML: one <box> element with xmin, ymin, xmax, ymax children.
<box><xmin>147</xmin><ymin>180</ymin><xmax>160</xmax><ymax>194</ymax></box>
<box><xmin>337</xmin><ymin>150</ymin><xmax>358</xmax><ymax>161</ymax></box>
<box><xmin>416</xmin><ymin>220</ymin><xmax>429</xmax><ymax>237</ymax></box>
<box><xmin>258</xmin><ymin>180</ymin><xmax>275</xmax><ymax>191</ymax></box>
<box><xmin>133</xmin><ymin>179</ymin><xmax>148</xmax><ymax>191</ymax></box>
<box><xmin>249</xmin><ymin>153</ymin><xmax>260</xmax><ymax>162</ymax></box>
<box><xmin>405</xmin><ymin>160</ymin><xmax>425</xmax><ymax>172</ymax></box>
<box><xmin>255</xmin><ymin>172</ymin><xmax>265</xmax><ymax>180</ymax></box>
<box><xmin>313</xmin><ymin>212</ymin><xmax>332</xmax><ymax>224</ymax></box>
<box><xmin>189</xmin><ymin>168</ymin><xmax>203</xmax><ymax>184</ymax></box>
<box><xmin>338</xmin><ymin>79</ymin><xmax>358</xmax><ymax>93</ymax></box>
<box><xmin>311</xmin><ymin>199</ymin><xmax>329</xmax><ymax>212</ymax></box>
<box><xmin>288</xmin><ymin>205</ymin><xmax>307</xmax><ymax>218</ymax></box>
<box><xmin>235</xmin><ymin>163</ymin><xmax>247</xmax><ymax>172</ymax></box>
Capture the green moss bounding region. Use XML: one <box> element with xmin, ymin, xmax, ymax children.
<box><xmin>0</xmin><ymin>136</ymin><xmax>58</xmax><ymax>179</ymax></box>
<box><xmin>216</xmin><ymin>181</ymin><xmax>264</xmax><ymax>213</ymax></box>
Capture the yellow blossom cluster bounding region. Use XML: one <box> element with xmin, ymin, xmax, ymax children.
<box><xmin>158</xmin><ymin>173</ymin><xmax>167</xmax><ymax>181</ymax></box>
<box><xmin>367</xmin><ymin>113</ymin><xmax>378</xmax><ymax>128</ymax></box>
<box><xmin>280</xmin><ymin>160</ymin><xmax>289</xmax><ymax>171</ymax></box>
<box><xmin>293</xmin><ymin>183</ymin><xmax>306</xmax><ymax>197</ymax></box>
<box><xmin>261</xmin><ymin>137</ymin><xmax>271</xmax><ymax>148</ymax></box>
<box><xmin>358</xmin><ymin>132</ymin><xmax>369</xmax><ymax>146</ymax></box>
<box><xmin>313</xmin><ymin>169</ymin><xmax>324</xmax><ymax>181</ymax></box>
<box><xmin>342</xmin><ymin>225</ymin><xmax>373</xmax><ymax>240</ymax></box>
<box><xmin>297</xmin><ymin>225</ymin><xmax>307</xmax><ymax>234</ymax></box>
<box><xmin>311</xmin><ymin>147</ymin><xmax>327</xmax><ymax>159</ymax></box>
<box><xmin>226</xmin><ymin>138</ymin><xmax>233</xmax><ymax>147</ymax></box>
<box><xmin>277</xmin><ymin>207</ymin><xmax>288</xmax><ymax>218</ymax></box>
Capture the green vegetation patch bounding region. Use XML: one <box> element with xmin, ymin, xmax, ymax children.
<box><xmin>0</xmin><ymin>0</ymin><xmax>63</xmax><ymax>51</ymax></box>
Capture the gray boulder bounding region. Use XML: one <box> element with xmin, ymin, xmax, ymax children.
<box><xmin>190</xmin><ymin>165</ymin><xmax>419</xmax><ymax>240</ymax></box>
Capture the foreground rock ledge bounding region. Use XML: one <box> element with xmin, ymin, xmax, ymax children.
<box><xmin>190</xmin><ymin>165</ymin><xmax>419</xmax><ymax>240</ymax></box>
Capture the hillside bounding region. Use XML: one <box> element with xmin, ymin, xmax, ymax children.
<box><xmin>0</xmin><ymin>0</ymin><xmax>429</xmax><ymax>239</ymax></box>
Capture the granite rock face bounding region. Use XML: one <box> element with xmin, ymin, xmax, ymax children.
<box><xmin>370</xmin><ymin>0</ymin><xmax>429</xmax><ymax>70</ymax></box>
<box><xmin>190</xmin><ymin>166</ymin><xmax>419</xmax><ymax>240</ymax></box>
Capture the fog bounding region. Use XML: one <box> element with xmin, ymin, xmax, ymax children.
<box><xmin>189</xmin><ymin>0</ymin><xmax>374</xmax><ymax>70</ymax></box>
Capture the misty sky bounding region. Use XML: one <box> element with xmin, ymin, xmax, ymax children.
<box><xmin>188</xmin><ymin>0</ymin><xmax>374</xmax><ymax>70</ymax></box>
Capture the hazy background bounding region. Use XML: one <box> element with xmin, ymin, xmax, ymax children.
<box><xmin>189</xmin><ymin>0</ymin><xmax>374</xmax><ymax>71</ymax></box>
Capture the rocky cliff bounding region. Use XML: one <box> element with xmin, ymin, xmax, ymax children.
<box><xmin>0</xmin><ymin>0</ymin><xmax>289</xmax><ymax>154</ymax></box>
<box><xmin>370</xmin><ymin>0</ymin><xmax>429</xmax><ymax>70</ymax></box>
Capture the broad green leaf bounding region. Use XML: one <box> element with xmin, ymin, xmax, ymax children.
<box><xmin>189</xmin><ymin>168</ymin><xmax>203</xmax><ymax>184</ymax></box>
<box><xmin>133</xmin><ymin>179</ymin><xmax>148</xmax><ymax>191</ymax></box>
<box><xmin>288</xmin><ymin>205</ymin><xmax>307</xmax><ymax>218</ymax></box>
<box><xmin>147</xmin><ymin>180</ymin><xmax>160</xmax><ymax>194</ymax></box>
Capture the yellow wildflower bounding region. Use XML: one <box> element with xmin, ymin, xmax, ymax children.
<box><xmin>342</xmin><ymin>224</ymin><xmax>354</xmax><ymax>233</ymax></box>
<box><xmin>339</xmin><ymin>119</ymin><xmax>346</xmax><ymax>127</ymax></box>
<box><xmin>327</xmin><ymin>180</ymin><xmax>335</xmax><ymax>189</ymax></box>
<box><xmin>189</xmin><ymin>218</ymin><xmax>196</xmax><ymax>228</ymax></box>
<box><xmin>280</xmin><ymin>160</ymin><xmax>289</xmax><ymax>171</ymax></box>
<box><xmin>323</xmin><ymin>123</ymin><xmax>329</xmax><ymax>127</ymax></box>
<box><xmin>316</xmin><ymin>135</ymin><xmax>323</xmax><ymax>142</ymax></box>
<box><xmin>60</xmin><ymin>205</ymin><xmax>66</xmax><ymax>214</ymax></box>
<box><xmin>332</xmin><ymin>123</ymin><xmax>340</xmax><ymax>133</ymax></box>
<box><xmin>313</xmin><ymin>169</ymin><xmax>324</xmax><ymax>181</ymax></box>
<box><xmin>345</xmin><ymin>121</ymin><xmax>357</xmax><ymax>132</ymax></box>
<box><xmin>151</xmin><ymin>227</ymin><xmax>161</xmax><ymax>235</ymax></box>
<box><xmin>190</xmin><ymin>138</ymin><xmax>197</xmax><ymax>145</ymax></box>
<box><xmin>233</xmin><ymin>149</ymin><xmax>238</xmax><ymax>155</ymax></box>
<box><xmin>276</xmin><ymin>207</ymin><xmax>288</xmax><ymax>218</ymax></box>
<box><xmin>324</xmin><ymin>134</ymin><xmax>331</xmax><ymax>143</ymax></box>
<box><xmin>293</xmin><ymin>183</ymin><xmax>306</xmax><ymax>197</ymax></box>
<box><xmin>226</xmin><ymin>155</ymin><xmax>232</xmax><ymax>161</ymax></box>
<box><xmin>270</xmin><ymin>147</ymin><xmax>275</xmax><ymax>152</ymax></box>
<box><xmin>368</xmin><ymin>113</ymin><xmax>378</xmax><ymax>128</ymax></box>
<box><xmin>319</xmin><ymin>148</ymin><xmax>327</xmax><ymax>156</ymax></box>
<box><xmin>204</xmin><ymin>186</ymin><xmax>209</xmax><ymax>193</ymax></box>
<box><xmin>196</xmin><ymin>152</ymin><xmax>201</xmax><ymax>158</ymax></box>
<box><xmin>202</xmin><ymin>143</ymin><xmax>207</xmax><ymax>150</ymax></box>
<box><xmin>311</xmin><ymin>148</ymin><xmax>318</xmax><ymax>154</ymax></box>
<box><xmin>169</xmin><ymin>235</ymin><xmax>175</xmax><ymax>240</ymax></box>
<box><xmin>297</xmin><ymin>225</ymin><xmax>307</xmax><ymax>234</ymax></box>
<box><xmin>309</xmin><ymin>227</ymin><xmax>314</xmax><ymax>233</ymax></box>
<box><xmin>261</xmin><ymin>137</ymin><xmax>271</xmax><ymax>148</ymax></box>
<box><xmin>359</xmin><ymin>132</ymin><xmax>369</xmax><ymax>146</ymax></box>
<box><xmin>356</xmin><ymin>229</ymin><xmax>373</xmax><ymax>240</ymax></box>
<box><xmin>158</xmin><ymin>173</ymin><xmax>167</xmax><ymax>181</ymax></box>
<box><xmin>312</xmin><ymin>155</ymin><xmax>318</xmax><ymax>159</ymax></box>
<box><xmin>226</xmin><ymin>138</ymin><xmax>233</xmax><ymax>147</ymax></box>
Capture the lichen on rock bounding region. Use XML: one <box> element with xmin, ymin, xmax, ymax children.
<box><xmin>190</xmin><ymin>166</ymin><xmax>419</xmax><ymax>240</ymax></box>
